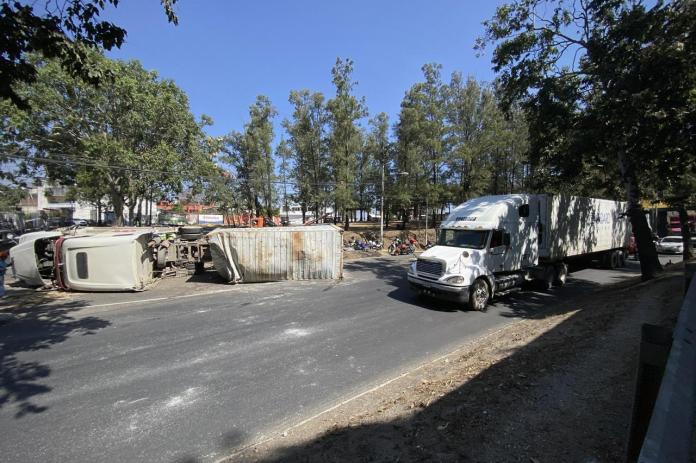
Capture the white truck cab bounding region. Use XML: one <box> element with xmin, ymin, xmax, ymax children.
<box><xmin>407</xmin><ymin>194</ymin><xmax>629</xmax><ymax>310</ymax></box>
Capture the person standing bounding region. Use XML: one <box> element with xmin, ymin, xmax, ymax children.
<box><xmin>0</xmin><ymin>248</ymin><xmax>9</xmax><ymax>298</ymax></box>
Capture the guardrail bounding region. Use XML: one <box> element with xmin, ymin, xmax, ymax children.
<box><xmin>636</xmin><ymin>263</ymin><xmax>696</xmax><ymax>462</ymax></box>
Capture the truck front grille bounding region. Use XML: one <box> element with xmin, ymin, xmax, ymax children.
<box><xmin>417</xmin><ymin>259</ymin><xmax>443</xmax><ymax>277</ymax></box>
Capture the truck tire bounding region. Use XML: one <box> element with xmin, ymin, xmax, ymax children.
<box><xmin>469</xmin><ymin>278</ymin><xmax>490</xmax><ymax>311</ymax></box>
<box><xmin>609</xmin><ymin>250</ymin><xmax>620</xmax><ymax>269</ymax></box>
<box><xmin>617</xmin><ymin>251</ymin><xmax>626</xmax><ymax>268</ymax></box>
<box><xmin>554</xmin><ymin>263</ymin><xmax>568</xmax><ymax>286</ymax></box>
<box><xmin>179</xmin><ymin>226</ymin><xmax>203</xmax><ymax>241</ymax></box>
<box><xmin>538</xmin><ymin>265</ymin><xmax>555</xmax><ymax>291</ymax></box>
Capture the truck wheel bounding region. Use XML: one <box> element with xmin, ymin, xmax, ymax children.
<box><xmin>554</xmin><ymin>263</ymin><xmax>568</xmax><ymax>286</ymax></box>
<box><xmin>609</xmin><ymin>251</ymin><xmax>620</xmax><ymax>269</ymax></box>
<box><xmin>538</xmin><ymin>265</ymin><xmax>554</xmax><ymax>291</ymax></box>
<box><xmin>616</xmin><ymin>251</ymin><xmax>626</xmax><ymax>268</ymax></box>
<box><xmin>179</xmin><ymin>226</ymin><xmax>203</xmax><ymax>241</ymax></box>
<box><xmin>469</xmin><ymin>278</ymin><xmax>490</xmax><ymax>311</ymax></box>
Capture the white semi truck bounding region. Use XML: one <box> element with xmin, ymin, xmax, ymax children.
<box><xmin>407</xmin><ymin>194</ymin><xmax>631</xmax><ymax>310</ymax></box>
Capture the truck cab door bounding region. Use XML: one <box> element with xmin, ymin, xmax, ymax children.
<box><xmin>488</xmin><ymin>229</ymin><xmax>507</xmax><ymax>273</ymax></box>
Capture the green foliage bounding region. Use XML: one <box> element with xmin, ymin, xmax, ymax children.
<box><xmin>326</xmin><ymin>58</ymin><xmax>368</xmax><ymax>224</ymax></box>
<box><xmin>224</xmin><ymin>95</ymin><xmax>277</xmax><ymax>216</ymax></box>
<box><xmin>3</xmin><ymin>52</ymin><xmax>214</xmax><ymax>225</ymax></box>
<box><xmin>393</xmin><ymin>66</ymin><xmax>529</xmax><ymax>223</ymax></box>
<box><xmin>479</xmin><ymin>0</ymin><xmax>696</xmax><ymax>278</ymax></box>
<box><xmin>0</xmin><ymin>0</ymin><xmax>178</xmax><ymax>109</ymax></box>
<box><xmin>283</xmin><ymin>89</ymin><xmax>330</xmax><ymax>220</ymax></box>
<box><xmin>0</xmin><ymin>184</ymin><xmax>25</xmax><ymax>210</ymax></box>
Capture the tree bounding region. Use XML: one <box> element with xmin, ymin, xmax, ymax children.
<box><xmin>283</xmin><ymin>89</ymin><xmax>329</xmax><ymax>223</ymax></box>
<box><xmin>326</xmin><ymin>58</ymin><xmax>367</xmax><ymax>229</ymax></box>
<box><xmin>225</xmin><ymin>95</ymin><xmax>277</xmax><ymax>217</ymax></box>
<box><xmin>365</xmin><ymin>112</ymin><xmax>392</xmax><ymax>223</ymax></box>
<box><xmin>444</xmin><ymin>73</ymin><xmax>495</xmax><ymax>202</ymax></box>
<box><xmin>1</xmin><ymin>0</ymin><xmax>178</xmax><ymax>109</ymax></box>
<box><xmin>395</xmin><ymin>64</ymin><xmax>449</xmax><ymax>227</ymax></box>
<box><xmin>276</xmin><ymin>138</ymin><xmax>292</xmax><ymax>223</ymax></box>
<box><xmin>0</xmin><ymin>184</ymin><xmax>26</xmax><ymax>210</ymax></box>
<box><xmin>3</xmin><ymin>53</ymin><xmax>214</xmax><ymax>226</ymax></box>
<box><xmin>478</xmin><ymin>0</ymin><xmax>696</xmax><ymax>278</ymax></box>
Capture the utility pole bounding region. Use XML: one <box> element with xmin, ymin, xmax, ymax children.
<box><xmin>380</xmin><ymin>162</ymin><xmax>385</xmax><ymax>247</ymax></box>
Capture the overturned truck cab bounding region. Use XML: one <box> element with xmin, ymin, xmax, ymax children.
<box><xmin>11</xmin><ymin>230</ymin><xmax>160</xmax><ymax>292</ymax></box>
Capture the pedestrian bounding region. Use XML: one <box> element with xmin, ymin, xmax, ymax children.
<box><xmin>0</xmin><ymin>248</ymin><xmax>9</xmax><ymax>298</ymax></box>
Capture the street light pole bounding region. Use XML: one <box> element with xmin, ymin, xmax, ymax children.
<box><xmin>425</xmin><ymin>195</ymin><xmax>428</xmax><ymax>245</ymax></box>
<box><xmin>380</xmin><ymin>162</ymin><xmax>385</xmax><ymax>247</ymax></box>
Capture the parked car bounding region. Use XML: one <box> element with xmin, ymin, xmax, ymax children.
<box><xmin>656</xmin><ymin>236</ymin><xmax>684</xmax><ymax>254</ymax></box>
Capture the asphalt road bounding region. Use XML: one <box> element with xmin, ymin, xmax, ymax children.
<box><xmin>0</xmin><ymin>255</ymin><xmax>681</xmax><ymax>463</ymax></box>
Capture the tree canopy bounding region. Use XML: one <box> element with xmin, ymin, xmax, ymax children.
<box><xmin>1</xmin><ymin>0</ymin><xmax>178</xmax><ymax>110</ymax></box>
<box><xmin>479</xmin><ymin>0</ymin><xmax>696</xmax><ymax>278</ymax></box>
<box><xmin>3</xmin><ymin>52</ymin><xmax>215</xmax><ymax>225</ymax></box>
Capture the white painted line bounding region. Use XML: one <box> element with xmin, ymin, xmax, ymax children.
<box><xmin>79</xmin><ymin>288</ymin><xmax>238</xmax><ymax>311</ymax></box>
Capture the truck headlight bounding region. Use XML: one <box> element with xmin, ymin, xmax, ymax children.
<box><xmin>445</xmin><ymin>275</ymin><xmax>467</xmax><ymax>285</ymax></box>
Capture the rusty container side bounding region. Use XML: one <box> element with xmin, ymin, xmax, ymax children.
<box><xmin>207</xmin><ymin>225</ymin><xmax>343</xmax><ymax>282</ymax></box>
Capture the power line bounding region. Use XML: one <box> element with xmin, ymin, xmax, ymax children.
<box><xmin>5</xmin><ymin>153</ymin><xmax>389</xmax><ymax>188</ymax></box>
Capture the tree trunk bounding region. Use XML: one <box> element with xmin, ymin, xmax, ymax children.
<box><xmin>679</xmin><ymin>204</ymin><xmax>693</xmax><ymax>260</ymax></box>
<box><xmin>97</xmin><ymin>201</ymin><xmax>102</xmax><ymax>226</ymax></box>
<box><xmin>112</xmin><ymin>195</ymin><xmax>125</xmax><ymax>227</ymax></box>
<box><xmin>618</xmin><ymin>153</ymin><xmax>661</xmax><ymax>279</ymax></box>
<box><xmin>128</xmin><ymin>203</ymin><xmax>136</xmax><ymax>226</ymax></box>
<box><xmin>344</xmin><ymin>208</ymin><xmax>350</xmax><ymax>230</ymax></box>
<box><xmin>136</xmin><ymin>198</ymin><xmax>143</xmax><ymax>226</ymax></box>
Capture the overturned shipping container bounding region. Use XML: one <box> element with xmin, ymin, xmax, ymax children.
<box><xmin>207</xmin><ymin>225</ymin><xmax>343</xmax><ymax>283</ymax></box>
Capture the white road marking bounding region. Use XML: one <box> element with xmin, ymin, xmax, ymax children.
<box><xmin>75</xmin><ymin>288</ymin><xmax>240</xmax><ymax>312</ymax></box>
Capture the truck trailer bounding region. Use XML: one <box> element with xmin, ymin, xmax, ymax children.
<box><xmin>407</xmin><ymin>194</ymin><xmax>631</xmax><ymax>310</ymax></box>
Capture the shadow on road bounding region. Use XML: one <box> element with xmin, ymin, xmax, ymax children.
<box><xmin>0</xmin><ymin>297</ymin><xmax>110</xmax><ymax>418</ymax></box>
<box><xmin>244</xmin><ymin>273</ymin><xmax>677</xmax><ymax>463</ymax></box>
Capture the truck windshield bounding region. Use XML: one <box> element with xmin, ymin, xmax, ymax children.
<box><xmin>437</xmin><ymin>229</ymin><xmax>489</xmax><ymax>249</ymax></box>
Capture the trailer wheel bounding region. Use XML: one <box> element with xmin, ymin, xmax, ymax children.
<box><xmin>609</xmin><ymin>251</ymin><xmax>620</xmax><ymax>269</ymax></box>
<box><xmin>539</xmin><ymin>265</ymin><xmax>555</xmax><ymax>291</ymax></box>
<box><xmin>554</xmin><ymin>263</ymin><xmax>568</xmax><ymax>286</ymax></box>
<box><xmin>617</xmin><ymin>251</ymin><xmax>626</xmax><ymax>268</ymax></box>
<box><xmin>469</xmin><ymin>278</ymin><xmax>490</xmax><ymax>312</ymax></box>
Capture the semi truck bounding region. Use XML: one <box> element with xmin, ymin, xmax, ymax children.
<box><xmin>407</xmin><ymin>194</ymin><xmax>631</xmax><ymax>310</ymax></box>
<box><xmin>10</xmin><ymin>225</ymin><xmax>343</xmax><ymax>291</ymax></box>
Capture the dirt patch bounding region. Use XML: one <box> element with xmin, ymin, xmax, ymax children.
<box><xmin>230</xmin><ymin>272</ymin><xmax>684</xmax><ymax>463</ymax></box>
<box><xmin>343</xmin><ymin>249</ymin><xmax>384</xmax><ymax>260</ymax></box>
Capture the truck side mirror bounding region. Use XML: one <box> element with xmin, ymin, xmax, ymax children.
<box><xmin>519</xmin><ymin>204</ymin><xmax>530</xmax><ymax>218</ymax></box>
<box><xmin>504</xmin><ymin>233</ymin><xmax>511</xmax><ymax>247</ymax></box>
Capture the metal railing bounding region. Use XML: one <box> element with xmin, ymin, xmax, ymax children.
<box><xmin>637</xmin><ymin>264</ymin><xmax>696</xmax><ymax>462</ymax></box>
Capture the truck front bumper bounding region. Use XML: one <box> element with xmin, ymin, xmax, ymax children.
<box><xmin>407</xmin><ymin>273</ymin><xmax>470</xmax><ymax>304</ymax></box>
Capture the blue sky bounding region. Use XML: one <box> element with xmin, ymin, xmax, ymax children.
<box><xmin>103</xmin><ymin>1</ymin><xmax>500</xmax><ymax>139</ymax></box>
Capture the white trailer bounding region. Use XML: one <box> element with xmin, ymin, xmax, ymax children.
<box><xmin>407</xmin><ymin>194</ymin><xmax>630</xmax><ymax>310</ymax></box>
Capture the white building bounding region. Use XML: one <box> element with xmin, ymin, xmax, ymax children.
<box><xmin>19</xmin><ymin>184</ymin><xmax>158</xmax><ymax>224</ymax></box>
